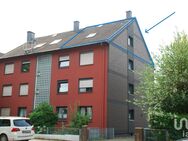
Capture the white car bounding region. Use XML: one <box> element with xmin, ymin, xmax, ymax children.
<box><xmin>0</xmin><ymin>116</ymin><xmax>35</xmax><ymax>141</ymax></box>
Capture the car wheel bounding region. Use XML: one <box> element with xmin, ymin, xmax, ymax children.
<box><xmin>0</xmin><ymin>134</ymin><xmax>8</xmax><ymax>141</ymax></box>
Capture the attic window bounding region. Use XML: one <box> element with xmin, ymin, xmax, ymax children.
<box><xmin>86</xmin><ymin>33</ymin><xmax>96</xmax><ymax>38</ymax></box>
<box><xmin>52</xmin><ymin>33</ymin><xmax>58</xmax><ymax>37</ymax></box>
<box><xmin>34</xmin><ymin>43</ymin><xmax>46</xmax><ymax>48</ymax></box>
<box><xmin>50</xmin><ymin>39</ymin><xmax>62</xmax><ymax>44</ymax></box>
<box><xmin>97</xmin><ymin>24</ymin><xmax>103</xmax><ymax>27</ymax></box>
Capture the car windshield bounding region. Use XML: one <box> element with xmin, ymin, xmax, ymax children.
<box><xmin>13</xmin><ymin>119</ymin><xmax>32</xmax><ymax>127</ymax></box>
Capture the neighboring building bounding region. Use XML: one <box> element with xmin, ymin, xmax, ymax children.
<box><xmin>0</xmin><ymin>11</ymin><xmax>153</xmax><ymax>134</ymax></box>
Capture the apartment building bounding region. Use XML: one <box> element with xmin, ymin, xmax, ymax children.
<box><xmin>0</xmin><ymin>11</ymin><xmax>153</xmax><ymax>134</ymax></box>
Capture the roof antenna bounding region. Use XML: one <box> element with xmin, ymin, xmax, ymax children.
<box><xmin>145</xmin><ymin>12</ymin><xmax>175</xmax><ymax>33</ymax></box>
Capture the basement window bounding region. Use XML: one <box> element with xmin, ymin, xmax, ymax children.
<box><xmin>79</xmin><ymin>78</ymin><xmax>93</xmax><ymax>93</ymax></box>
<box><xmin>86</xmin><ymin>33</ymin><xmax>96</xmax><ymax>38</ymax></box>
<box><xmin>18</xmin><ymin>107</ymin><xmax>27</xmax><ymax>117</ymax></box>
<box><xmin>50</xmin><ymin>39</ymin><xmax>62</xmax><ymax>44</ymax></box>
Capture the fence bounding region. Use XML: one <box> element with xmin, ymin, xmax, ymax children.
<box><xmin>135</xmin><ymin>127</ymin><xmax>169</xmax><ymax>141</ymax></box>
<box><xmin>144</xmin><ymin>128</ymin><xmax>169</xmax><ymax>141</ymax></box>
<box><xmin>35</xmin><ymin>126</ymin><xmax>80</xmax><ymax>135</ymax></box>
<box><xmin>88</xmin><ymin>128</ymin><xmax>114</xmax><ymax>140</ymax></box>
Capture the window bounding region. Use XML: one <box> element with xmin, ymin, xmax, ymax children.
<box><xmin>128</xmin><ymin>83</ymin><xmax>134</xmax><ymax>95</ymax></box>
<box><xmin>2</xmin><ymin>85</ymin><xmax>12</xmax><ymax>96</ymax></box>
<box><xmin>128</xmin><ymin>59</ymin><xmax>134</xmax><ymax>71</ymax></box>
<box><xmin>18</xmin><ymin>107</ymin><xmax>27</xmax><ymax>117</ymax></box>
<box><xmin>0</xmin><ymin>108</ymin><xmax>10</xmax><ymax>116</ymax></box>
<box><xmin>80</xmin><ymin>51</ymin><xmax>94</xmax><ymax>66</ymax></box>
<box><xmin>0</xmin><ymin>119</ymin><xmax>11</xmax><ymax>127</ymax></box>
<box><xmin>19</xmin><ymin>84</ymin><xmax>29</xmax><ymax>96</ymax></box>
<box><xmin>21</xmin><ymin>61</ymin><xmax>30</xmax><ymax>72</ymax></box>
<box><xmin>50</xmin><ymin>39</ymin><xmax>62</xmax><ymax>44</ymax></box>
<box><xmin>57</xmin><ymin>80</ymin><xmax>68</xmax><ymax>93</ymax></box>
<box><xmin>128</xmin><ymin>109</ymin><xmax>134</xmax><ymax>120</ymax></box>
<box><xmin>86</xmin><ymin>33</ymin><xmax>96</xmax><ymax>38</ymax></box>
<box><xmin>79</xmin><ymin>106</ymin><xmax>92</xmax><ymax>119</ymax></box>
<box><xmin>79</xmin><ymin>79</ymin><xmax>93</xmax><ymax>93</ymax></box>
<box><xmin>56</xmin><ymin>107</ymin><xmax>68</xmax><ymax>120</ymax></box>
<box><xmin>128</xmin><ymin>36</ymin><xmax>134</xmax><ymax>47</ymax></box>
<box><xmin>5</xmin><ymin>63</ymin><xmax>14</xmax><ymax>74</ymax></box>
<box><xmin>59</xmin><ymin>56</ymin><xmax>70</xmax><ymax>68</ymax></box>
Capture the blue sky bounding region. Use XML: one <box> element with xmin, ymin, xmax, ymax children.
<box><xmin>0</xmin><ymin>0</ymin><xmax>187</xmax><ymax>56</ymax></box>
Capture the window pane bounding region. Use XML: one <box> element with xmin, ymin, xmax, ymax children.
<box><xmin>5</xmin><ymin>64</ymin><xmax>14</xmax><ymax>74</ymax></box>
<box><xmin>129</xmin><ymin>109</ymin><xmax>134</xmax><ymax>120</ymax></box>
<box><xmin>3</xmin><ymin>85</ymin><xmax>12</xmax><ymax>96</ymax></box>
<box><xmin>59</xmin><ymin>56</ymin><xmax>70</xmax><ymax>68</ymax></box>
<box><xmin>18</xmin><ymin>107</ymin><xmax>27</xmax><ymax>117</ymax></box>
<box><xmin>128</xmin><ymin>84</ymin><xmax>134</xmax><ymax>94</ymax></box>
<box><xmin>80</xmin><ymin>52</ymin><xmax>94</xmax><ymax>65</ymax></box>
<box><xmin>60</xmin><ymin>61</ymin><xmax>69</xmax><ymax>67</ymax></box>
<box><xmin>21</xmin><ymin>61</ymin><xmax>30</xmax><ymax>72</ymax></box>
<box><xmin>58</xmin><ymin>81</ymin><xmax>68</xmax><ymax>93</ymax></box>
<box><xmin>0</xmin><ymin>108</ymin><xmax>10</xmax><ymax>116</ymax></box>
<box><xmin>128</xmin><ymin>59</ymin><xmax>134</xmax><ymax>70</ymax></box>
<box><xmin>20</xmin><ymin>84</ymin><xmax>29</xmax><ymax>96</ymax></box>
<box><xmin>57</xmin><ymin>107</ymin><xmax>68</xmax><ymax>120</ymax></box>
<box><xmin>128</xmin><ymin>36</ymin><xmax>133</xmax><ymax>47</ymax></box>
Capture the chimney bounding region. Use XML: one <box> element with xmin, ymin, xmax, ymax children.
<box><xmin>74</xmin><ymin>21</ymin><xmax>80</xmax><ymax>32</ymax></box>
<box><xmin>27</xmin><ymin>31</ymin><xmax>35</xmax><ymax>44</ymax></box>
<box><xmin>126</xmin><ymin>11</ymin><xmax>132</xmax><ymax>19</ymax></box>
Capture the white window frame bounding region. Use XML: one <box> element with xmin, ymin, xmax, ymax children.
<box><xmin>80</xmin><ymin>51</ymin><xmax>94</xmax><ymax>66</ymax></box>
<box><xmin>2</xmin><ymin>85</ymin><xmax>12</xmax><ymax>96</ymax></box>
<box><xmin>79</xmin><ymin>79</ymin><xmax>93</xmax><ymax>93</ymax></box>
<box><xmin>59</xmin><ymin>56</ymin><xmax>70</xmax><ymax>68</ymax></box>
<box><xmin>5</xmin><ymin>63</ymin><xmax>14</xmax><ymax>74</ymax></box>
<box><xmin>58</xmin><ymin>80</ymin><xmax>68</xmax><ymax>93</ymax></box>
<box><xmin>20</xmin><ymin>84</ymin><xmax>29</xmax><ymax>96</ymax></box>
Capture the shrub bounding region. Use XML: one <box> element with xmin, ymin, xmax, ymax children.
<box><xmin>149</xmin><ymin>111</ymin><xmax>188</xmax><ymax>140</ymax></box>
<box><xmin>29</xmin><ymin>102</ymin><xmax>58</xmax><ymax>132</ymax></box>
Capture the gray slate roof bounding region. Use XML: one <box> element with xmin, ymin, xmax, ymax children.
<box><xmin>0</xmin><ymin>18</ymin><xmax>133</xmax><ymax>59</ymax></box>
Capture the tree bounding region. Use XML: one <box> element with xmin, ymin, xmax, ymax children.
<box><xmin>134</xmin><ymin>32</ymin><xmax>188</xmax><ymax>139</ymax></box>
<box><xmin>29</xmin><ymin>102</ymin><xmax>58</xmax><ymax>128</ymax></box>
